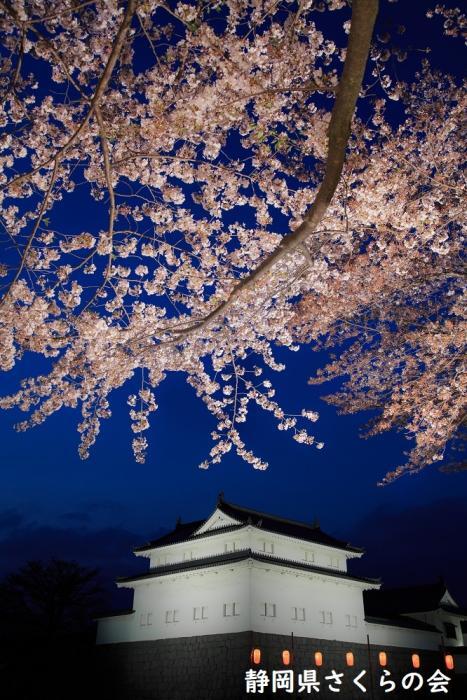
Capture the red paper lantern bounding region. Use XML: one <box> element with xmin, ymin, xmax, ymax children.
<box><xmin>251</xmin><ymin>648</ymin><xmax>261</xmax><ymax>665</ymax></box>
<box><xmin>445</xmin><ymin>654</ymin><xmax>454</xmax><ymax>671</ymax></box>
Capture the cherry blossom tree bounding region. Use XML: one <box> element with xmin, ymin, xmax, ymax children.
<box><xmin>292</xmin><ymin>66</ymin><xmax>466</xmax><ymax>482</ymax></box>
<box><xmin>0</xmin><ymin>0</ymin><xmax>464</xmax><ymax>482</ymax></box>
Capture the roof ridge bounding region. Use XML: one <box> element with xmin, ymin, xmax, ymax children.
<box><xmin>134</xmin><ymin>517</ymin><xmax>205</xmax><ymax>551</ymax></box>
<box><xmin>219</xmin><ymin>499</ymin><xmax>361</xmax><ymax>551</ymax></box>
<box><xmin>134</xmin><ymin>522</ymin><xmax>247</xmax><ymax>552</ymax></box>
<box><xmin>220</xmin><ymin>499</ymin><xmax>324</xmax><ymax>533</ymax></box>
<box><xmin>177</xmin><ymin>517</ymin><xmax>206</xmax><ymax>527</ymax></box>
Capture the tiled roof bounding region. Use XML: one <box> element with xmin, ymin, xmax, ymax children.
<box><xmin>217</xmin><ymin>499</ymin><xmax>364</xmax><ymax>553</ymax></box>
<box><xmin>118</xmin><ymin>548</ymin><xmax>379</xmax><ymax>585</ymax></box>
<box><xmin>134</xmin><ymin>521</ymin><xmax>244</xmax><ymax>552</ymax></box>
<box><xmin>134</xmin><ymin>518</ymin><xmax>204</xmax><ymax>551</ymax></box>
<box><xmin>134</xmin><ymin>496</ymin><xmax>363</xmax><ymax>554</ymax></box>
<box><xmin>364</xmin><ymin>580</ymin><xmax>463</xmax><ymax>616</ymax></box>
<box><xmin>441</xmin><ymin>603</ymin><xmax>467</xmax><ymax>616</ymax></box>
<box><xmin>97</xmin><ymin>608</ymin><xmax>134</xmax><ymax>619</ymax></box>
<box><xmin>365</xmin><ymin>615</ymin><xmax>439</xmax><ymax>634</ymax></box>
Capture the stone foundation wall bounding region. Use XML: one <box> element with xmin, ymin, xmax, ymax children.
<box><xmin>96</xmin><ymin>631</ymin><xmax>466</xmax><ymax>699</ymax></box>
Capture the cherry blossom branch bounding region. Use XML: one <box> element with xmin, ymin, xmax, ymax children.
<box><xmin>113</xmin><ymin>151</ymin><xmax>257</xmax><ymax>185</ymax></box>
<box><xmin>0</xmin><ymin>158</ymin><xmax>59</xmax><ymax>309</ymax></box>
<box><xmin>25</xmin><ymin>1</ymin><xmax>99</xmax><ymax>25</ymax></box>
<box><xmin>27</xmin><ymin>24</ymin><xmax>87</xmax><ymax>96</ymax></box>
<box><xmin>80</xmin><ymin>107</ymin><xmax>116</xmax><ymax>313</ymax></box>
<box><xmin>169</xmin><ymin>0</ymin><xmax>379</xmax><ymax>340</ymax></box>
<box><xmin>0</xmin><ymin>0</ymin><xmax>137</xmax><ymax>193</ymax></box>
<box><xmin>1</xmin><ymin>23</ymin><xmax>25</xmax><ymax>102</ymax></box>
<box><xmin>218</xmin><ymin>80</ymin><xmax>337</xmax><ymax>108</ymax></box>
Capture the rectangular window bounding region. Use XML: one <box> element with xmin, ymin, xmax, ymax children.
<box><xmin>260</xmin><ymin>603</ymin><xmax>276</xmax><ymax>618</ymax></box>
<box><xmin>444</xmin><ymin>622</ymin><xmax>457</xmax><ymax>639</ymax></box>
<box><xmin>291</xmin><ymin>607</ymin><xmax>306</xmax><ymax>621</ymax></box>
<box><xmin>193</xmin><ymin>606</ymin><xmax>208</xmax><ymax>621</ymax></box>
<box><xmin>319</xmin><ymin>610</ymin><xmax>333</xmax><ymax>624</ymax></box>
<box><xmin>183</xmin><ymin>551</ymin><xmax>194</xmax><ymax>561</ymax></box>
<box><xmin>303</xmin><ymin>550</ymin><xmax>315</xmax><ymax>563</ymax></box>
<box><xmin>223</xmin><ymin>602</ymin><xmax>240</xmax><ymax>617</ymax></box>
<box><xmin>139</xmin><ymin>612</ymin><xmax>152</xmax><ymax>626</ymax></box>
<box><xmin>329</xmin><ymin>557</ymin><xmax>340</xmax><ymax>568</ymax></box>
<box><xmin>165</xmin><ymin>610</ymin><xmax>179</xmax><ymax>623</ymax></box>
<box><xmin>345</xmin><ymin>614</ymin><xmax>357</xmax><ymax>628</ymax></box>
<box><xmin>224</xmin><ymin>542</ymin><xmax>237</xmax><ymax>553</ymax></box>
<box><xmin>261</xmin><ymin>541</ymin><xmax>274</xmax><ymax>554</ymax></box>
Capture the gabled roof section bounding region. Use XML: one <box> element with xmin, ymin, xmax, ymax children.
<box><xmin>364</xmin><ymin>580</ymin><xmax>462</xmax><ymax>617</ymax></box>
<box><xmin>193</xmin><ymin>507</ymin><xmax>242</xmax><ymax>535</ymax></box>
<box><xmin>216</xmin><ymin>496</ymin><xmax>364</xmax><ymax>553</ymax></box>
<box><xmin>440</xmin><ymin>589</ymin><xmax>458</xmax><ymax>607</ymax></box>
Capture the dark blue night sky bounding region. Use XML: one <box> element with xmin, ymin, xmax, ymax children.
<box><xmin>2</xmin><ymin>341</ymin><xmax>467</xmax><ymax>608</ymax></box>
<box><xmin>1</xmin><ymin>1</ymin><xmax>466</xmax><ymax>610</ymax></box>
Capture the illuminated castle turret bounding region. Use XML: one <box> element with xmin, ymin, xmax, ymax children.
<box><xmin>96</xmin><ymin>496</ymin><xmax>467</xmax><ymax>698</ymax></box>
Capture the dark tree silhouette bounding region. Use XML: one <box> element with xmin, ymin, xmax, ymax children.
<box><xmin>0</xmin><ymin>558</ymin><xmax>103</xmax><ymax>640</ymax></box>
<box><xmin>0</xmin><ymin>560</ymin><xmax>106</xmax><ymax>700</ymax></box>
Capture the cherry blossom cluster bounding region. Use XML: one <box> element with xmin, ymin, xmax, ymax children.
<box><xmin>0</xmin><ymin>1</ymin><xmax>464</xmax><ymax>480</ymax></box>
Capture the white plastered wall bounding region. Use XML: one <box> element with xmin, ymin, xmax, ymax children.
<box><xmin>97</xmin><ymin>559</ymin><xmax>376</xmax><ymax>645</ymax></box>
<box><xmin>365</xmin><ymin>620</ymin><xmax>442</xmax><ymax>651</ymax></box>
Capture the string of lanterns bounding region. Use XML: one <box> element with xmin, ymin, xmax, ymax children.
<box><xmin>250</xmin><ymin>648</ymin><xmax>455</xmax><ymax>670</ymax></box>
